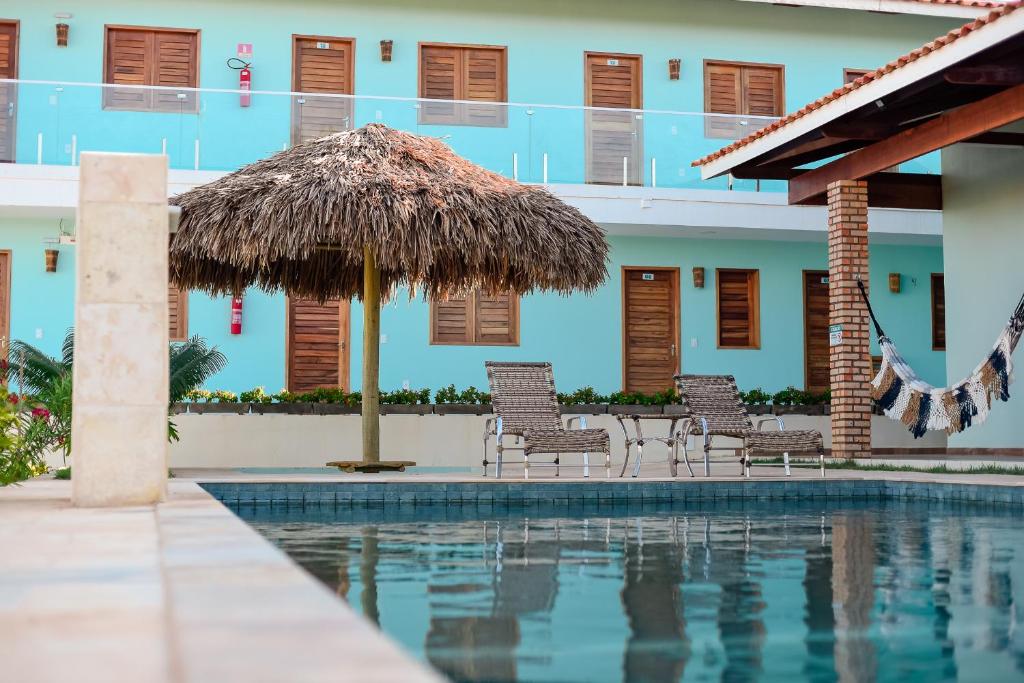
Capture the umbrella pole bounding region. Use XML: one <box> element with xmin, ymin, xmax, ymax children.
<box><xmin>362</xmin><ymin>246</ymin><xmax>381</xmax><ymax>464</ymax></box>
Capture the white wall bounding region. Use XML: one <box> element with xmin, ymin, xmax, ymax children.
<box><xmin>942</xmin><ymin>135</ymin><xmax>1024</xmax><ymax>449</ymax></box>
<box><xmin>166</xmin><ymin>413</ymin><xmax>945</xmax><ymax>470</ymax></box>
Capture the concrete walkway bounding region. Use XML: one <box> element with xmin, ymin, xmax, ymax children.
<box><xmin>0</xmin><ymin>479</ymin><xmax>444</xmax><ymax>683</ymax></box>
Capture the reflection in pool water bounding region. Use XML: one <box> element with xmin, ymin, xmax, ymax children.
<box><xmin>239</xmin><ymin>500</ymin><xmax>1024</xmax><ymax>683</ymax></box>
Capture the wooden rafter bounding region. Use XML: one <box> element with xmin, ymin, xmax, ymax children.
<box><xmin>789</xmin><ymin>83</ymin><xmax>1024</xmax><ymax>205</ymax></box>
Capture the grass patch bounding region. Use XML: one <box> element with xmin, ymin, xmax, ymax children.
<box><xmin>53</xmin><ymin>466</ymin><xmax>71</xmax><ymax>480</ymax></box>
<box><xmin>753</xmin><ymin>458</ymin><xmax>1024</xmax><ymax>476</ymax></box>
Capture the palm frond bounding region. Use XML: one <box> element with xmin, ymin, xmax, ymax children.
<box><xmin>7</xmin><ymin>334</ymin><xmax>71</xmax><ymax>395</ymax></box>
<box><xmin>61</xmin><ymin>328</ymin><xmax>76</xmax><ymax>367</ymax></box>
<box><xmin>169</xmin><ymin>336</ymin><xmax>228</xmax><ymax>404</ymax></box>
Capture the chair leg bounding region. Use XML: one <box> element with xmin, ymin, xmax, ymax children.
<box><xmin>555</xmin><ymin>453</ymin><xmax>560</xmax><ymax>478</ymax></box>
<box><xmin>744</xmin><ymin>452</ymin><xmax>751</xmax><ymax>478</ymax></box>
<box><xmin>681</xmin><ymin>435</ymin><xmax>695</xmax><ymax>478</ymax></box>
<box><xmin>819</xmin><ymin>448</ymin><xmax>826</xmax><ymax>479</ymax></box>
<box><xmin>631</xmin><ymin>442</ymin><xmax>644</xmax><ymax>478</ymax></box>
<box><xmin>523</xmin><ymin>452</ymin><xmax>529</xmax><ymax>480</ymax></box>
<box><xmin>583</xmin><ymin>451</ymin><xmax>590</xmax><ymax>479</ymax></box>
<box><xmin>703</xmin><ymin>438</ymin><xmax>711</xmax><ymax>477</ymax></box>
<box><xmin>605</xmin><ymin>450</ymin><xmax>611</xmax><ymax>479</ymax></box>
<box><xmin>619</xmin><ymin>444</ymin><xmax>632</xmax><ymax>478</ymax></box>
<box><xmin>496</xmin><ymin>439</ymin><xmax>503</xmax><ymax>480</ymax></box>
<box><xmin>783</xmin><ymin>452</ymin><xmax>791</xmax><ymax>477</ymax></box>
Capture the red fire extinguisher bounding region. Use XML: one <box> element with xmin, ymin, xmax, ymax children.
<box><xmin>227</xmin><ymin>58</ymin><xmax>252</xmax><ymax>107</ymax></box>
<box><xmin>230</xmin><ymin>296</ymin><xmax>243</xmax><ymax>335</ymax></box>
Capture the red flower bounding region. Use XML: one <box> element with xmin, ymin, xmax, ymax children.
<box><xmin>7</xmin><ymin>393</ymin><xmax>18</xmax><ymax>404</ymax></box>
<box><xmin>31</xmin><ymin>407</ymin><xmax>50</xmax><ymax>420</ymax></box>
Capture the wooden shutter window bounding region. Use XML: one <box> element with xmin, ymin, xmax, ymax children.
<box><xmin>717</xmin><ymin>269</ymin><xmax>760</xmax><ymax>349</ymax></box>
<box><xmin>430</xmin><ymin>291</ymin><xmax>518</xmax><ymax>345</ymax></box>
<box><xmin>168</xmin><ymin>284</ymin><xmax>188</xmax><ymax>341</ymax></box>
<box><xmin>932</xmin><ymin>274</ymin><xmax>946</xmax><ymax>351</ymax></box>
<box><xmin>419</xmin><ymin>43</ymin><xmax>507</xmax><ymax>127</ymax></box>
<box><xmin>704</xmin><ymin>61</ymin><xmax>784</xmax><ymax>139</ymax></box>
<box><xmin>0</xmin><ymin>22</ymin><xmax>19</xmax><ymax>164</ymax></box>
<box><xmin>104</xmin><ymin>26</ymin><xmax>199</xmax><ymax>112</ymax></box>
<box><xmin>844</xmin><ymin>68</ymin><xmax>872</xmax><ymax>85</ymax></box>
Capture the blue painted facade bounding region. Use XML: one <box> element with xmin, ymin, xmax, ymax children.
<box><xmin>0</xmin><ymin>0</ymin><xmax>954</xmax><ymax>393</ymax></box>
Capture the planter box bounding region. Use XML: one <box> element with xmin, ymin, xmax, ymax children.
<box><xmin>772</xmin><ymin>404</ymin><xmax>826</xmax><ymax>416</ymax></box>
<box><xmin>190</xmin><ymin>402</ymin><xmax>250</xmax><ymax>415</ymax></box>
<box><xmin>662</xmin><ymin>404</ymin><xmax>690</xmax><ymax>416</ymax></box>
<box><xmin>434</xmin><ymin>403</ymin><xmax>491</xmax><ymax>415</ymax></box>
<box><xmin>253</xmin><ymin>402</ymin><xmax>312</xmax><ymax>415</ymax></box>
<box><xmin>559</xmin><ymin>404</ymin><xmax>608</xmax><ymax>415</ymax></box>
<box><xmin>744</xmin><ymin>404</ymin><xmax>772</xmax><ymax>415</ymax></box>
<box><xmin>608</xmin><ymin>404</ymin><xmax>662</xmax><ymax>416</ymax></box>
<box><xmin>170</xmin><ymin>403</ymin><xmax>190</xmax><ymax>415</ymax></box>
<box><xmin>381</xmin><ymin>404</ymin><xmax>433</xmax><ymax>415</ymax></box>
<box><xmin>313</xmin><ymin>403</ymin><xmax>360</xmax><ymax>415</ymax></box>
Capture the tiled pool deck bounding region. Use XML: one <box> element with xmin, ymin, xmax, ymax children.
<box><xmin>4</xmin><ymin>464</ymin><xmax>1024</xmax><ymax>682</ymax></box>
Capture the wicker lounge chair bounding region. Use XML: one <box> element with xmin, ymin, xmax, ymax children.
<box><xmin>674</xmin><ymin>374</ymin><xmax>825</xmax><ymax>478</ymax></box>
<box><xmin>484</xmin><ymin>362</ymin><xmax>611</xmax><ymax>479</ymax></box>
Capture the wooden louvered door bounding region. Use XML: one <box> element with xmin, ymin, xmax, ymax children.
<box><xmin>804</xmin><ymin>271</ymin><xmax>830</xmax><ymax>393</ymax></box>
<box><xmin>585</xmin><ymin>52</ymin><xmax>642</xmax><ymax>186</ymax></box>
<box><xmin>704</xmin><ymin>61</ymin><xmax>783</xmax><ymax>139</ymax></box>
<box><xmin>622</xmin><ymin>268</ymin><xmax>679</xmax><ymax>393</ymax></box>
<box><xmin>287</xmin><ymin>297</ymin><xmax>350</xmax><ymax>392</ymax></box>
<box><xmin>0</xmin><ymin>251</ymin><xmax>10</xmax><ymax>367</ymax></box>
<box><xmin>291</xmin><ymin>36</ymin><xmax>354</xmax><ymax>146</ymax></box>
<box><xmin>0</xmin><ymin>22</ymin><xmax>17</xmax><ymax>164</ymax></box>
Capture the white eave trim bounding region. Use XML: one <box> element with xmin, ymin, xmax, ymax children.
<box><xmin>699</xmin><ymin>9</ymin><xmax>1024</xmax><ymax>180</ymax></box>
<box><xmin>734</xmin><ymin>0</ymin><xmax>992</xmax><ymax>18</ymax></box>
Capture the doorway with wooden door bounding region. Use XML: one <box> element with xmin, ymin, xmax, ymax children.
<box><xmin>291</xmin><ymin>35</ymin><xmax>355</xmax><ymax>146</ymax></box>
<box><xmin>584</xmin><ymin>52</ymin><xmax>642</xmax><ymax>186</ymax></box>
<box><xmin>0</xmin><ymin>21</ymin><xmax>19</xmax><ymax>163</ymax></box>
<box><xmin>803</xmin><ymin>270</ymin><xmax>830</xmax><ymax>394</ymax></box>
<box><xmin>286</xmin><ymin>297</ymin><xmax>350</xmax><ymax>392</ymax></box>
<box><xmin>622</xmin><ymin>267</ymin><xmax>680</xmax><ymax>393</ymax></box>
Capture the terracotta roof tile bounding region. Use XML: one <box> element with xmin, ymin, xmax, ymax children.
<box><xmin>693</xmin><ymin>1</ymin><xmax>1023</xmax><ymax>168</ymax></box>
<box><xmin>910</xmin><ymin>0</ymin><xmax>1007</xmax><ymax>8</ymax></box>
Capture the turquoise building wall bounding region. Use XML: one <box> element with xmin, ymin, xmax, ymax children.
<box><xmin>3</xmin><ymin>217</ymin><xmax>945</xmax><ymax>394</ymax></box>
<box><xmin>7</xmin><ymin>0</ymin><xmax>954</xmax><ymax>183</ymax></box>
<box><xmin>1</xmin><ymin>0</ymin><xmax>953</xmax><ymax>395</ymax></box>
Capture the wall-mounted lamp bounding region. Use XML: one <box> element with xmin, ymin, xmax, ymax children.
<box><xmin>692</xmin><ymin>266</ymin><xmax>705</xmax><ymax>289</ymax></box>
<box><xmin>380</xmin><ymin>40</ymin><xmax>393</xmax><ymax>62</ymax></box>
<box><xmin>668</xmin><ymin>58</ymin><xmax>681</xmax><ymax>81</ymax></box>
<box><xmin>45</xmin><ymin>249</ymin><xmax>59</xmax><ymax>273</ymax></box>
<box><xmin>888</xmin><ymin>272</ymin><xmax>901</xmax><ymax>294</ymax></box>
<box><xmin>54</xmin><ymin>13</ymin><xmax>72</xmax><ymax>47</ymax></box>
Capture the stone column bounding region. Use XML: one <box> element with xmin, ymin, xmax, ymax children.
<box><xmin>827</xmin><ymin>180</ymin><xmax>872</xmax><ymax>460</ymax></box>
<box><xmin>72</xmin><ymin>153</ymin><xmax>169</xmax><ymax>507</ymax></box>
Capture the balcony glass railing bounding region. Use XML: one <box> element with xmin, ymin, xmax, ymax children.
<box><xmin>0</xmin><ymin>79</ymin><xmax>940</xmax><ymax>191</ymax></box>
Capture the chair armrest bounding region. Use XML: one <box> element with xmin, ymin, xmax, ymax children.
<box><xmin>676</xmin><ymin>416</ymin><xmax>710</xmax><ymax>443</ymax></box>
<box><xmin>565</xmin><ymin>416</ymin><xmax>587</xmax><ymax>430</ymax></box>
<box><xmin>757</xmin><ymin>416</ymin><xmax>785</xmax><ymax>431</ymax></box>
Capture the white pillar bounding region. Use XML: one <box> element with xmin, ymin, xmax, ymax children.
<box><xmin>72</xmin><ymin>152</ymin><xmax>169</xmax><ymax>507</ymax></box>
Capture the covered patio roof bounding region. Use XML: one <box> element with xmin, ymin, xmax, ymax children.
<box><xmin>694</xmin><ymin>1</ymin><xmax>1024</xmax><ymax>209</ymax></box>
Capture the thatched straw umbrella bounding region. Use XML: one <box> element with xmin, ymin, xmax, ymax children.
<box><xmin>170</xmin><ymin>124</ymin><xmax>608</xmax><ymax>470</ymax></box>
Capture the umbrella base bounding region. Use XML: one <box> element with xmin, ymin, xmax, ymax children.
<box><xmin>326</xmin><ymin>460</ymin><xmax>417</xmax><ymax>473</ymax></box>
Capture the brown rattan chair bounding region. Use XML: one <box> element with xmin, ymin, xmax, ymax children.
<box><xmin>673</xmin><ymin>374</ymin><xmax>825</xmax><ymax>478</ymax></box>
<box><xmin>484</xmin><ymin>362</ymin><xmax>611</xmax><ymax>479</ymax></box>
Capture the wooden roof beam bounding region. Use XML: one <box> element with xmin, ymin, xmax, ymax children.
<box><xmin>789</xmin><ymin>83</ymin><xmax>1024</xmax><ymax>205</ymax></box>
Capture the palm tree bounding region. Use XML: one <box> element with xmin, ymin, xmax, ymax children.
<box><xmin>7</xmin><ymin>328</ymin><xmax>227</xmax><ymax>453</ymax></box>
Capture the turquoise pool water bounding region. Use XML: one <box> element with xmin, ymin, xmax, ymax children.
<box><xmin>239</xmin><ymin>500</ymin><xmax>1024</xmax><ymax>682</ymax></box>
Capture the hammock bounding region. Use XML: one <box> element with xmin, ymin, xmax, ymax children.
<box><xmin>857</xmin><ymin>280</ymin><xmax>1024</xmax><ymax>438</ymax></box>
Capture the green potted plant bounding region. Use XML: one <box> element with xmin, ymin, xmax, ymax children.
<box><xmin>607</xmin><ymin>391</ymin><xmax>663</xmax><ymax>415</ymax></box>
<box><xmin>741</xmin><ymin>388</ymin><xmax>773</xmax><ymax>416</ymax></box>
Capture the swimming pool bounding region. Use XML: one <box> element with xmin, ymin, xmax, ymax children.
<box><xmin>235</xmin><ymin>497</ymin><xmax>1024</xmax><ymax>683</ymax></box>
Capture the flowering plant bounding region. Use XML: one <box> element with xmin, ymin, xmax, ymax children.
<box><xmin>0</xmin><ymin>388</ymin><xmax>52</xmax><ymax>485</ymax></box>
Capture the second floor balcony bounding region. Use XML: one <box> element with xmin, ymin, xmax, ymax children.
<box><xmin>0</xmin><ymin>79</ymin><xmax>941</xmax><ymax>194</ymax></box>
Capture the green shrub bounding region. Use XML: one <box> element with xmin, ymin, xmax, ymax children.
<box><xmin>557</xmin><ymin>386</ymin><xmax>610</xmax><ymax>405</ymax></box>
<box><xmin>0</xmin><ymin>389</ymin><xmax>52</xmax><ymax>486</ymax></box>
<box><xmin>434</xmin><ymin>385</ymin><xmax>491</xmax><ymax>404</ymax></box>
<box><xmin>380</xmin><ymin>388</ymin><xmax>431</xmax><ymax>405</ymax></box>
<box><xmin>239</xmin><ymin>386</ymin><xmax>273</xmax><ymax>404</ymax></box>
<box><xmin>741</xmin><ymin>388</ymin><xmax>773</xmax><ymax>405</ymax></box>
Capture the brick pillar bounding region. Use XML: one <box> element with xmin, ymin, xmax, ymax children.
<box><xmin>827</xmin><ymin>180</ymin><xmax>872</xmax><ymax>459</ymax></box>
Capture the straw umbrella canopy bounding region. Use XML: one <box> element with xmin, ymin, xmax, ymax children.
<box><xmin>170</xmin><ymin>123</ymin><xmax>609</xmax><ymax>467</ymax></box>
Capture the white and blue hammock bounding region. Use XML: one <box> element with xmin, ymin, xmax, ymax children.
<box><xmin>858</xmin><ymin>280</ymin><xmax>1024</xmax><ymax>438</ymax></box>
